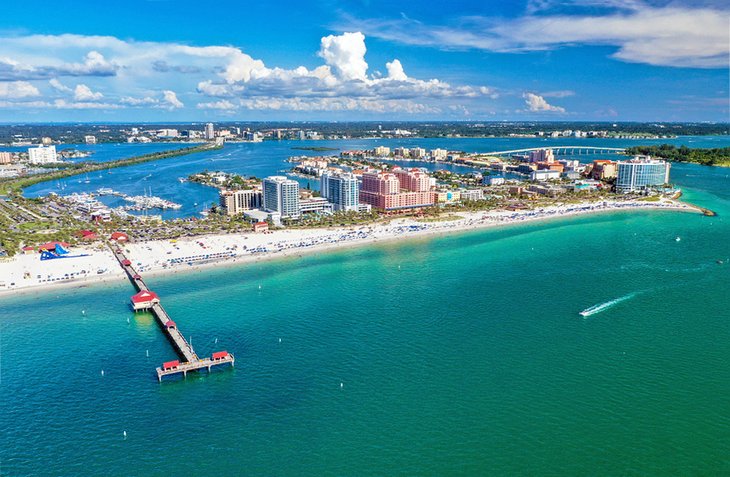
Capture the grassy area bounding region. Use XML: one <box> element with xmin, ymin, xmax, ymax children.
<box><xmin>17</xmin><ymin>221</ymin><xmax>55</xmax><ymax>231</ymax></box>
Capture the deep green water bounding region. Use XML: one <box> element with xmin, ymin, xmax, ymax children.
<box><xmin>2</xmin><ymin>162</ymin><xmax>730</xmax><ymax>475</ymax></box>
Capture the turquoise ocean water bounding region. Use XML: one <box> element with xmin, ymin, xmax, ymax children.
<box><xmin>1</xmin><ymin>143</ymin><xmax>730</xmax><ymax>475</ymax></box>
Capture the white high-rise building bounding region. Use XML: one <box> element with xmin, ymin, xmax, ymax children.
<box><xmin>373</xmin><ymin>146</ymin><xmax>390</xmax><ymax>157</ymax></box>
<box><xmin>430</xmin><ymin>148</ymin><xmax>448</xmax><ymax>160</ymax></box>
<box><xmin>410</xmin><ymin>147</ymin><xmax>426</xmax><ymax>159</ymax></box>
<box><xmin>219</xmin><ymin>189</ymin><xmax>263</xmax><ymax>215</ymax></box>
<box><xmin>393</xmin><ymin>147</ymin><xmax>409</xmax><ymax>157</ymax></box>
<box><xmin>204</xmin><ymin>123</ymin><xmax>215</xmax><ymax>140</ymax></box>
<box><xmin>616</xmin><ymin>157</ymin><xmax>671</xmax><ymax>193</ymax></box>
<box><xmin>320</xmin><ymin>171</ymin><xmax>359</xmax><ymax>212</ymax></box>
<box><xmin>28</xmin><ymin>145</ymin><xmax>58</xmax><ymax>164</ymax></box>
<box><xmin>263</xmin><ymin>176</ymin><xmax>300</xmax><ymax>218</ymax></box>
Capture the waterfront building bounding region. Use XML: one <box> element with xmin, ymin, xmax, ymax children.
<box><xmin>393</xmin><ymin>168</ymin><xmax>431</xmax><ymax>192</ymax></box>
<box><xmin>591</xmin><ymin>160</ymin><xmax>617</xmax><ymax>180</ymax></box>
<box><xmin>84</xmin><ymin>135</ymin><xmax>97</xmax><ymax>144</ymax></box>
<box><xmin>263</xmin><ymin>176</ymin><xmax>300</xmax><ymax>218</ymax></box>
<box><xmin>530</xmin><ymin>170</ymin><xmax>561</xmax><ymax>181</ymax></box>
<box><xmin>409</xmin><ymin>147</ymin><xmax>426</xmax><ymax>159</ymax></box>
<box><xmin>28</xmin><ymin>145</ymin><xmax>57</xmax><ymax>164</ymax></box>
<box><xmin>460</xmin><ymin>189</ymin><xmax>484</xmax><ymax>201</ymax></box>
<box><xmin>529</xmin><ymin>149</ymin><xmax>555</xmax><ymax>163</ymax></box>
<box><xmin>373</xmin><ymin>146</ymin><xmax>390</xmax><ymax>157</ymax></box>
<box><xmin>243</xmin><ymin>209</ymin><xmax>282</xmax><ymax>227</ymax></box>
<box><xmin>538</xmin><ymin>162</ymin><xmax>564</xmax><ymax>173</ymax></box>
<box><xmin>431</xmin><ymin>148</ymin><xmax>448</xmax><ymax>161</ymax></box>
<box><xmin>219</xmin><ymin>189</ymin><xmax>263</xmax><ymax>215</ymax></box>
<box><xmin>393</xmin><ymin>147</ymin><xmax>410</xmax><ymax>157</ymax></box>
<box><xmin>357</xmin><ymin>203</ymin><xmax>372</xmax><ymax>213</ymax></box>
<box><xmin>253</xmin><ymin>221</ymin><xmax>269</xmax><ymax>233</ymax></box>
<box><xmin>615</xmin><ymin>156</ymin><xmax>670</xmax><ymax>193</ymax></box>
<box><xmin>359</xmin><ymin>168</ymin><xmax>435</xmax><ymax>211</ymax></box>
<box><xmin>434</xmin><ymin>190</ymin><xmax>461</xmax><ymax>204</ymax></box>
<box><xmin>243</xmin><ymin>130</ymin><xmax>263</xmax><ymax>142</ymax></box>
<box><xmin>529</xmin><ymin>184</ymin><xmax>564</xmax><ymax>196</ymax></box>
<box><xmin>299</xmin><ymin>197</ymin><xmax>334</xmax><ymax>215</ymax></box>
<box><xmin>559</xmin><ymin>159</ymin><xmax>581</xmax><ymax>171</ymax></box>
<box><xmin>484</xmin><ymin>176</ymin><xmax>505</xmax><ymax>186</ymax></box>
<box><xmin>0</xmin><ymin>152</ymin><xmax>13</xmax><ymax>164</ymax></box>
<box><xmin>517</xmin><ymin>163</ymin><xmax>538</xmax><ymax>174</ymax></box>
<box><xmin>131</xmin><ymin>290</ymin><xmax>160</xmax><ymax>311</ymax></box>
<box><xmin>204</xmin><ymin>123</ymin><xmax>215</xmax><ymax>140</ymax></box>
<box><xmin>320</xmin><ymin>171</ymin><xmax>359</xmax><ymax>212</ymax></box>
<box><xmin>157</xmin><ymin>129</ymin><xmax>179</xmax><ymax>138</ymax></box>
<box><xmin>41</xmin><ymin>137</ymin><xmax>53</xmax><ymax>145</ymax></box>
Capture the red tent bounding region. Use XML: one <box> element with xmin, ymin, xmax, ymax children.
<box><xmin>110</xmin><ymin>232</ymin><xmax>129</xmax><ymax>242</ymax></box>
<box><xmin>37</xmin><ymin>241</ymin><xmax>70</xmax><ymax>252</ymax></box>
<box><xmin>212</xmin><ymin>351</ymin><xmax>229</xmax><ymax>360</ymax></box>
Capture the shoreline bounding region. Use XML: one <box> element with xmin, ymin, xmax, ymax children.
<box><xmin>0</xmin><ymin>199</ymin><xmax>701</xmax><ymax>299</ymax></box>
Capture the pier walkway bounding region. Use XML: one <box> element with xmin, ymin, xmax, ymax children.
<box><xmin>109</xmin><ymin>241</ymin><xmax>234</xmax><ymax>381</ymax></box>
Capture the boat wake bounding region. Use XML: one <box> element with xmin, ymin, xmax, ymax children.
<box><xmin>580</xmin><ymin>292</ymin><xmax>638</xmax><ymax>317</ymax></box>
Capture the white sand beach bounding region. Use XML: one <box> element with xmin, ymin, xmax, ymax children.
<box><xmin>0</xmin><ymin>198</ymin><xmax>697</xmax><ymax>296</ymax></box>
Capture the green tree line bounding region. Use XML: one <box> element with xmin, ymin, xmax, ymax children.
<box><xmin>625</xmin><ymin>144</ymin><xmax>730</xmax><ymax>166</ymax></box>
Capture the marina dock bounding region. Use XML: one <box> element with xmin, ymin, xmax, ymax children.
<box><xmin>109</xmin><ymin>240</ymin><xmax>234</xmax><ymax>381</ymax></box>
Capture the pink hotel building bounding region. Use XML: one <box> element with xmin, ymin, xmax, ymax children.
<box><xmin>359</xmin><ymin>168</ymin><xmax>435</xmax><ymax>210</ymax></box>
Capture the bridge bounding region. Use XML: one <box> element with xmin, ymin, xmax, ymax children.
<box><xmin>478</xmin><ymin>146</ymin><xmax>626</xmax><ymax>157</ymax></box>
<box><xmin>109</xmin><ymin>241</ymin><xmax>235</xmax><ymax>382</ymax></box>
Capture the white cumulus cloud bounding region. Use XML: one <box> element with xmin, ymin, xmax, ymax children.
<box><xmin>49</xmin><ymin>78</ymin><xmax>72</xmax><ymax>93</ymax></box>
<box><xmin>385</xmin><ymin>59</ymin><xmax>408</xmax><ymax>81</ymax></box>
<box><xmin>0</xmin><ymin>31</ymin><xmax>497</xmax><ymax>115</ymax></box>
<box><xmin>318</xmin><ymin>32</ymin><xmax>369</xmax><ymax>81</ymax></box>
<box><xmin>161</xmin><ymin>90</ymin><xmax>183</xmax><ymax>109</ymax></box>
<box><xmin>0</xmin><ymin>81</ymin><xmax>40</xmax><ymax>98</ymax></box>
<box><xmin>74</xmin><ymin>84</ymin><xmax>103</xmax><ymax>101</ymax></box>
<box><xmin>523</xmin><ymin>92</ymin><xmax>565</xmax><ymax>112</ymax></box>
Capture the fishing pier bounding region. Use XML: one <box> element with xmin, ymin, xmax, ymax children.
<box><xmin>109</xmin><ymin>240</ymin><xmax>234</xmax><ymax>381</ymax></box>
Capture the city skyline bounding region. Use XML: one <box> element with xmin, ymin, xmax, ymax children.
<box><xmin>0</xmin><ymin>0</ymin><xmax>728</xmax><ymax>122</ymax></box>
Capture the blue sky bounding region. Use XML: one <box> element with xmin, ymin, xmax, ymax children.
<box><xmin>0</xmin><ymin>0</ymin><xmax>727</xmax><ymax>122</ymax></box>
